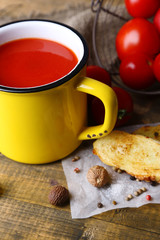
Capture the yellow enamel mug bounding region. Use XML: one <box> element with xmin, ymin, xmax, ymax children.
<box><xmin>0</xmin><ymin>20</ymin><xmax>118</xmax><ymax>164</ymax></box>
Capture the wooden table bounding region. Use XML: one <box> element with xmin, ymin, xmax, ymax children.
<box><xmin>0</xmin><ymin>0</ymin><xmax>160</xmax><ymax>239</ymax></box>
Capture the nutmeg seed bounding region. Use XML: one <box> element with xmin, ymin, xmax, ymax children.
<box><xmin>48</xmin><ymin>185</ymin><xmax>69</xmax><ymax>206</ymax></box>
<box><xmin>87</xmin><ymin>165</ymin><xmax>110</xmax><ymax>188</ymax></box>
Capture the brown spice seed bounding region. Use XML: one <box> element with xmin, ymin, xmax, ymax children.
<box><xmin>112</xmin><ymin>166</ymin><xmax>118</xmax><ymax>172</ymax></box>
<box><xmin>136</xmin><ymin>179</ymin><xmax>141</xmax><ymax>182</ymax></box>
<box><xmin>151</xmin><ymin>181</ymin><xmax>158</xmax><ymax>186</ymax></box>
<box><xmin>134</xmin><ymin>191</ymin><xmax>139</xmax><ymax>196</ymax></box>
<box><xmin>72</xmin><ymin>156</ymin><xmax>80</xmax><ymax>162</ymax></box>
<box><xmin>97</xmin><ymin>202</ymin><xmax>103</xmax><ymax>208</ymax></box>
<box><xmin>117</xmin><ymin>169</ymin><xmax>123</xmax><ymax>173</ymax></box>
<box><xmin>49</xmin><ymin>185</ymin><xmax>69</xmax><ymax>206</ymax></box>
<box><xmin>128</xmin><ymin>194</ymin><xmax>133</xmax><ymax>198</ymax></box>
<box><xmin>127</xmin><ymin>194</ymin><xmax>133</xmax><ymax>200</ymax></box>
<box><xmin>130</xmin><ymin>176</ymin><xmax>136</xmax><ymax>181</ymax></box>
<box><xmin>141</xmin><ymin>187</ymin><xmax>147</xmax><ymax>192</ymax></box>
<box><xmin>87</xmin><ymin>165</ymin><xmax>109</xmax><ymax>188</ymax></box>
<box><xmin>154</xmin><ymin>132</ymin><xmax>159</xmax><ymax>137</ymax></box>
<box><xmin>112</xmin><ymin>200</ymin><xmax>117</xmax><ymax>205</ymax></box>
<box><xmin>137</xmin><ymin>189</ymin><xmax>143</xmax><ymax>194</ymax></box>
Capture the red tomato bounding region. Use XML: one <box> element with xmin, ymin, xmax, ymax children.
<box><xmin>90</xmin><ymin>87</ymin><xmax>133</xmax><ymax>127</ymax></box>
<box><xmin>113</xmin><ymin>87</ymin><xmax>134</xmax><ymax>127</ymax></box>
<box><xmin>154</xmin><ymin>8</ymin><xmax>160</xmax><ymax>34</ymax></box>
<box><xmin>119</xmin><ymin>54</ymin><xmax>155</xmax><ymax>90</ymax></box>
<box><xmin>153</xmin><ymin>53</ymin><xmax>160</xmax><ymax>82</ymax></box>
<box><xmin>125</xmin><ymin>0</ymin><xmax>160</xmax><ymax>18</ymax></box>
<box><xmin>86</xmin><ymin>65</ymin><xmax>111</xmax><ymax>86</ymax></box>
<box><xmin>116</xmin><ymin>18</ymin><xmax>160</xmax><ymax>60</ymax></box>
<box><xmin>86</xmin><ymin>65</ymin><xmax>111</xmax><ymax>116</ymax></box>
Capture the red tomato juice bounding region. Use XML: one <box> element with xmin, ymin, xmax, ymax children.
<box><xmin>0</xmin><ymin>38</ymin><xmax>78</xmax><ymax>88</ymax></box>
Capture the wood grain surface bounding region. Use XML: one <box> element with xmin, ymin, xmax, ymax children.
<box><xmin>0</xmin><ymin>0</ymin><xmax>160</xmax><ymax>239</ymax></box>
<box><xmin>1</xmin><ymin>153</ymin><xmax>160</xmax><ymax>240</ymax></box>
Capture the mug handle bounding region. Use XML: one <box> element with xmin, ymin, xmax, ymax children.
<box><xmin>76</xmin><ymin>77</ymin><xmax>118</xmax><ymax>140</ymax></box>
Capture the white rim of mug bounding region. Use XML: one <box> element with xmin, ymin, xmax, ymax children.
<box><xmin>0</xmin><ymin>19</ymin><xmax>89</xmax><ymax>93</ymax></box>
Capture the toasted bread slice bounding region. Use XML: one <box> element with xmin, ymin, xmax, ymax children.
<box><xmin>133</xmin><ymin>125</ymin><xmax>160</xmax><ymax>141</ymax></box>
<box><xmin>93</xmin><ymin>130</ymin><xmax>160</xmax><ymax>182</ymax></box>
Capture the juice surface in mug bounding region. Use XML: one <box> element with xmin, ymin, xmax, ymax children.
<box><xmin>0</xmin><ymin>38</ymin><xmax>78</xmax><ymax>88</ymax></box>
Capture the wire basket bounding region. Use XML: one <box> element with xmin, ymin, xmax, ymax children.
<box><xmin>91</xmin><ymin>0</ymin><xmax>160</xmax><ymax>95</ymax></box>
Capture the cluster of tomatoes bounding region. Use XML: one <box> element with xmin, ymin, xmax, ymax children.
<box><xmin>87</xmin><ymin>0</ymin><xmax>160</xmax><ymax>127</ymax></box>
<box><xmin>86</xmin><ymin>65</ymin><xmax>133</xmax><ymax>127</ymax></box>
<box><xmin>116</xmin><ymin>0</ymin><xmax>160</xmax><ymax>90</ymax></box>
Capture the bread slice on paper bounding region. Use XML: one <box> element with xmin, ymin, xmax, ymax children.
<box><xmin>93</xmin><ymin>130</ymin><xmax>160</xmax><ymax>182</ymax></box>
<box><xmin>133</xmin><ymin>124</ymin><xmax>160</xmax><ymax>141</ymax></box>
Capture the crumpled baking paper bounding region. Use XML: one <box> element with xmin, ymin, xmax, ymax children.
<box><xmin>62</xmin><ymin>122</ymin><xmax>160</xmax><ymax>219</ymax></box>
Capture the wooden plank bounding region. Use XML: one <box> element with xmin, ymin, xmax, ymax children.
<box><xmin>93</xmin><ymin>204</ymin><xmax>160</xmax><ymax>235</ymax></box>
<box><xmin>0</xmin><ymin>198</ymin><xmax>84</xmax><ymax>240</ymax></box>
<box><xmin>81</xmin><ymin>218</ymin><xmax>160</xmax><ymax>240</ymax></box>
<box><xmin>0</xmin><ymin>195</ymin><xmax>160</xmax><ymax>240</ymax></box>
<box><xmin>0</xmin><ymin>156</ymin><xmax>69</xmax><ymax>208</ymax></box>
<box><xmin>1</xmin><ymin>152</ymin><xmax>160</xmax><ymax>239</ymax></box>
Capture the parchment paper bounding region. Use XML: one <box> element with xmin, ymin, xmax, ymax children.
<box><xmin>62</xmin><ymin>122</ymin><xmax>160</xmax><ymax>219</ymax></box>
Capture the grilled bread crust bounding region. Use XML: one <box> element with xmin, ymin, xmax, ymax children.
<box><xmin>133</xmin><ymin>125</ymin><xmax>160</xmax><ymax>141</ymax></box>
<box><xmin>93</xmin><ymin>130</ymin><xmax>160</xmax><ymax>182</ymax></box>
